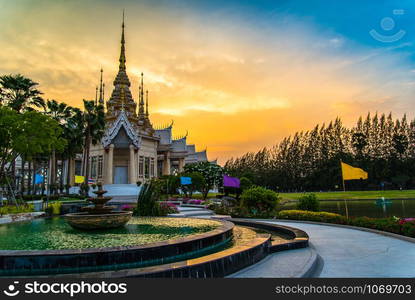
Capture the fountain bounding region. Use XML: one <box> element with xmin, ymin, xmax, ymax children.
<box><xmin>0</xmin><ymin>184</ymin><xmax>310</xmax><ymax>278</ymax></box>
<box><xmin>64</xmin><ymin>182</ymin><xmax>132</xmax><ymax>230</ymax></box>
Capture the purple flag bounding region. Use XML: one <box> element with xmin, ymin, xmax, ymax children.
<box><xmin>223</xmin><ymin>175</ymin><xmax>240</xmax><ymax>188</ymax></box>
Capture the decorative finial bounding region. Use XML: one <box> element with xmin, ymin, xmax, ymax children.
<box><xmin>119</xmin><ymin>11</ymin><xmax>126</xmax><ymax>71</ymax></box>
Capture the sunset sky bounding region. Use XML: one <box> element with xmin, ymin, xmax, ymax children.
<box><xmin>1</xmin><ymin>0</ymin><xmax>415</xmax><ymax>164</ymax></box>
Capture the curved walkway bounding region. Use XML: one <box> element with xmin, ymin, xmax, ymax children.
<box><xmin>263</xmin><ymin>220</ymin><xmax>415</xmax><ymax>277</ymax></box>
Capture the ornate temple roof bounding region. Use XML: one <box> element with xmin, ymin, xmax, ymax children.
<box><xmin>102</xmin><ymin>110</ymin><xmax>141</xmax><ymax>148</ymax></box>
<box><xmin>185</xmin><ymin>149</ymin><xmax>208</xmax><ymax>164</ymax></box>
<box><xmin>171</xmin><ymin>137</ymin><xmax>187</xmax><ymax>152</ymax></box>
<box><xmin>155</xmin><ymin>128</ymin><xmax>172</xmax><ymax>145</ymax></box>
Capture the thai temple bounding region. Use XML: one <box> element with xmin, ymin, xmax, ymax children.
<box><xmin>68</xmin><ymin>16</ymin><xmax>210</xmax><ymax>185</ymax></box>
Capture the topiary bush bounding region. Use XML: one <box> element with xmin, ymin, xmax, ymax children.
<box><xmin>297</xmin><ymin>193</ymin><xmax>320</xmax><ymax>211</ymax></box>
<box><xmin>240</xmin><ymin>186</ymin><xmax>279</xmax><ymax>217</ymax></box>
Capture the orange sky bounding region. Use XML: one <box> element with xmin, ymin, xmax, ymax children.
<box><xmin>1</xmin><ymin>0</ymin><xmax>414</xmax><ymax>164</ymax></box>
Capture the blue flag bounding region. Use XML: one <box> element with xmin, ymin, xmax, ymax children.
<box><xmin>34</xmin><ymin>174</ymin><xmax>44</xmax><ymax>184</ymax></box>
<box><xmin>180</xmin><ymin>177</ymin><xmax>192</xmax><ymax>185</ymax></box>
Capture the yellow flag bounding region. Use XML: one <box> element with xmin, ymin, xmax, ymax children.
<box><xmin>341</xmin><ymin>162</ymin><xmax>368</xmax><ymax>180</ymax></box>
<box><xmin>74</xmin><ymin>175</ymin><xmax>85</xmax><ymax>184</ymax></box>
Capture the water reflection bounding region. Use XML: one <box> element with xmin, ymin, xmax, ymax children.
<box><xmin>282</xmin><ymin>199</ymin><xmax>415</xmax><ymax>218</ymax></box>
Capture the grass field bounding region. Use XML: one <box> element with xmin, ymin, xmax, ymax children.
<box><xmin>279</xmin><ymin>190</ymin><xmax>415</xmax><ymax>201</ymax></box>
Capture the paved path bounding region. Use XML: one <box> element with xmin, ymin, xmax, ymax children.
<box><xmin>263</xmin><ymin>220</ymin><xmax>415</xmax><ymax>277</ymax></box>
<box><xmin>228</xmin><ymin>247</ymin><xmax>317</xmax><ymax>278</ymax></box>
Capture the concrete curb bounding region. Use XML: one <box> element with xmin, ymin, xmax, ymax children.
<box><xmin>0</xmin><ymin>212</ymin><xmax>45</xmax><ymax>225</ymax></box>
<box><xmin>268</xmin><ymin>218</ymin><xmax>415</xmax><ymax>244</ymax></box>
<box><xmin>296</xmin><ymin>248</ymin><xmax>319</xmax><ymax>278</ymax></box>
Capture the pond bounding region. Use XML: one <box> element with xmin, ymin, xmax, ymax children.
<box><xmin>0</xmin><ymin>217</ymin><xmax>220</xmax><ymax>250</ymax></box>
<box><xmin>281</xmin><ymin>199</ymin><xmax>415</xmax><ymax>218</ymax></box>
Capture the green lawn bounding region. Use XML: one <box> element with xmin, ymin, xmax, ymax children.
<box><xmin>279</xmin><ymin>190</ymin><xmax>415</xmax><ymax>201</ymax></box>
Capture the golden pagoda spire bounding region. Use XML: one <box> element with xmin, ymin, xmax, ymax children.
<box><xmin>119</xmin><ymin>10</ymin><xmax>126</xmax><ymax>72</ymax></box>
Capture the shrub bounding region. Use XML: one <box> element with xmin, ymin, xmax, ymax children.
<box><xmin>159</xmin><ymin>202</ymin><xmax>178</xmax><ymax>214</ymax></box>
<box><xmin>402</xmin><ymin>223</ymin><xmax>415</xmax><ymax>237</ymax></box>
<box><xmin>20</xmin><ymin>195</ymin><xmax>42</xmax><ymax>201</ymax></box>
<box><xmin>44</xmin><ymin>202</ymin><xmax>62</xmax><ymax>216</ymax></box>
<box><xmin>239</xmin><ymin>177</ymin><xmax>253</xmax><ymax>191</ymax></box>
<box><xmin>120</xmin><ymin>204</ymin><xmax>134</xmax><ymax>211</ymax></box>
<box><xmin>159</xmin><ymin>175</ymin><xmax>180</xmax><ymax>195</ymax></box>
<box><xmin>0</xmin><ymin>204</ymin><xmax>34</xmax><ymax>216</ymax></box>
<box><xmin>240</xmin><ymin>186</ymin><xmax>279</xmax><ymax>215</ymax></box>
<box><xmin>208</xmin><ymin>203</ymin><xmax>244</xmax><ymax>217</ymax></box>
<box><xmin>276</xmin><ymin>210</ymin><xmax>415</xmax><ymax>238</ymax></box>
<box><xmin>277</xmin><ymin>210</ymin><xmax>347</xmax><ymax>224</ymax></box>
<box><xmin>188</xmin><ymin>199</ymin><xmax>203</xmax><ymax>205</ymax></box>
<box><xmin>297</xmin><ymin>193</ymin><xmax>320</xmax><ymax>211</ymax></box>
<box><xmin>134</xmin><ymin>181</ymin><xmax>176</xmax><ymax>216</ymax></box>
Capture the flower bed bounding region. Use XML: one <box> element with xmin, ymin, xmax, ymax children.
<box><xmin>277</xmin><ymin>210</ymin><xmax>415</xmax><ymax>238</ymax></box>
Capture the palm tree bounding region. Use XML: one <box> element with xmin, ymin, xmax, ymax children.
<box><xmin>62</xmin><ymin>108</ymin><xmax>84</xmax><ymax>194</ymax></box>
<box><xmin>81</xmin><ymin>100</ymin><xmax>105</xmax><ymax>192</ymax></box>
<box><xmin>44</xmin><ymin>99</ymin><xmax>72</xmax><ymax>194</ymax></box>
<box><xmin>0</xmin><ymin>74</ymin><xmax>45</xmax><ymax>112</ymax></box>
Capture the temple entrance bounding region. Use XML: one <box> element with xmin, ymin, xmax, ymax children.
<box><xmin>114</xmin><ymin>166</ymin><xmax>128</xmax><ymax>184</ymax></box>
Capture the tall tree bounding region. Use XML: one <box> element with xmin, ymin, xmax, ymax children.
<box><xmin>81</xmin><ymin>100</ymin><xmax>105</xmax><ymax>186</ymax></box>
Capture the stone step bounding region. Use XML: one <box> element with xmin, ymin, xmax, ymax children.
<box><xmin>172</xmin><ymin>208</ymin><xmax>214</xmax><ymax>217</ymax></box>
<box><xmin>69</xmin><ymin>184</ymin><xmax>141</xmax><ymax>197</ymax></box>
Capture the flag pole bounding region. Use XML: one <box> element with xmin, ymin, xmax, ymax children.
<box><xmin>340</xmin><ymin>160</ymin><xmax>349</xmax><ymax>219</ymax></box>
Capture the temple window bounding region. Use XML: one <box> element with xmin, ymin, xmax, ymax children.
<box><xmin>91</xmin><ymin>156</ymin><xmax>97</xmax><ymax>178</ymax></box>
<box><xmin>139</xmin><ymin>156</ymin><xmax>144</xmax><ymax>177</ymax></box>
<box><xmin>150</xmin><ymin>158</ymin><xmax>155</xmax><ymax>177</ymax></box>
<box><xmin>145</xmin><ymin>157</ymin><xmax>150</xmax><ymax>178</ymax></box>
<box><xmin>97</xmin><ymin>155</ymin><xmax>103</xmax><ymax>178</ymax></box>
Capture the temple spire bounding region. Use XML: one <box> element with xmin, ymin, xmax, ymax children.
<box><xmin>138</xmin><ymin>72</ymin><xmax>145</xmax><ymax>115</ymax></box>
<box><xmin>102</xmin><ymin>83</ymin><xmax>105</xmax><ymax>105</ymax></box>
<box><xmin>119</xmin><ymin>10</ymin><xmax>126</xmax><ymax>72</ymax></box>
<box><xmin>95</xmin><ymin>86</ymin><xmax>98</xmax><ymax>105</ymax></box>
<box><xmin>145</xmin><ymin>90</ymin><xmax>149</xmax><ymax>117</ymax></box>
<box><xmin>98</xmin><ymin>68</ymin><xmax>104</xmax><ymax>104</ymax></box>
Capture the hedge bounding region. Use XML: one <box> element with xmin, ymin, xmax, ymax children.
<box><xmin>277</xmin><ymin>210</ymin><xmax>415</xmax><ymax>238</ymax></box>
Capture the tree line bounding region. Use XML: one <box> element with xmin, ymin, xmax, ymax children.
<box><xmin>0</xmin><ymin>74</ymin><xmax>105</xmax><ymax>197</ymax></box>
<box><xmin>225</xmin><ymin>113</ymin><xmax>415</xmax><ymax>191</ymax></box>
